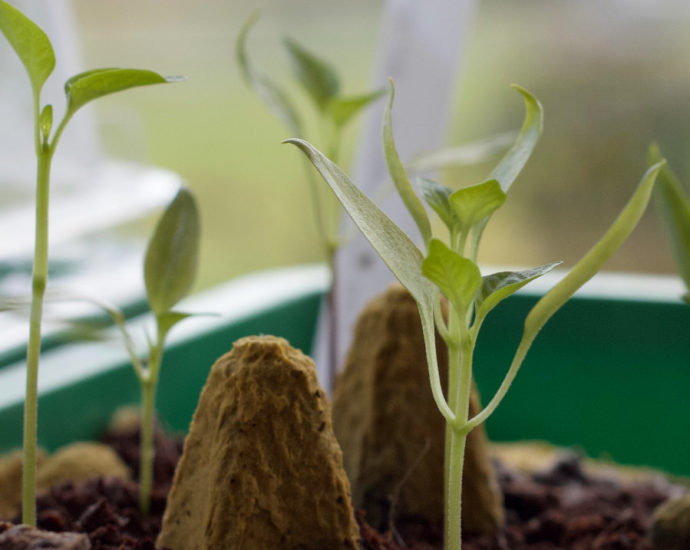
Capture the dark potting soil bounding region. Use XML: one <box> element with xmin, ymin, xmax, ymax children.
<box><xmin>2</xmin><ymin>427</ymin><xmax>678</xmax><ymax>549</ymax></box>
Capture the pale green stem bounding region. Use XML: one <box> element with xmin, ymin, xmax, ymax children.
<box><xmin>138</xmin><ymin>326</ymin><xmax>165</xmax><ymax>516</ymax></box>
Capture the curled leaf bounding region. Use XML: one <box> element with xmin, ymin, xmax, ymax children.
<box><xmin>144</xmin><ymin>188</ymin><xmax>200</xmax><ymax>316</ymax></box>
<box><xmin>0</xmin><ymin>0</ymin><xmax>55</xmax><ymax>95</ymax></box>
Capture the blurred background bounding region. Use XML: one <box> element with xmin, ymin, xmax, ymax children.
<box><xmin>4</xmin><ymin>0</ymin><xmax>690</xmax><ymax>292</ymax></box>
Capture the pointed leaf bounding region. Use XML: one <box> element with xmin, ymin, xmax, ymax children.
<box><xmin>0</xmin><ymin>0</ymin><xmax>55</xmax><ymax>94</ymax></box>
<box><xmin>449</xmin><ymin>179</ymin><xmax>506</xmax><ymax>233</ymax></box>
<box><xmin>383</xmin><ymin>81</ymin><xmax>432</xmax><ymax>245</ymax></box>
<box><xmin>476</xmin><ymin>262</ymin><xmax>561</xmax><ymax>321</ymax></box>
<box><xmin>327</xmin><ymin>88</ymin><xmax>385</xmax><ymax>128</ymax></box>
<box><xmin>145</xmin><ymin>188</ymin><xmax>200</xmax><ymax>316</ymax></box>
<box><xmin>490</xmin><ymin>85</ymin><xmax>543</xmax><ymax>192</ymax></box>
<box><xmin>422</xmin><ymin>239</ymin><xmax>482</xmax><ymax>313</ymax></box>
<box><xmin>648</xmin><ymin>144</ymin><xmax>690</xmax><ymax>294</ymax></box>
<box><xmin>285</xmin><ymin>137</ymin><xmax>454</xmax><ymax>423</ymax></box>
<box><xmin>284</xmin><ymin>37</ymin><xmax>339</xmax><ymax>111</ymax></box>
<box><xmin>419</xmin><ymin>178</ymin><xmax>455</xmax><ymax>229</ymax></box>
<box><xmin>236</xmin><ymin>13</ymin><xmax>302</xmax><ymax>135</ymax></box>
<box><xmin>65</xmin><ymin>68</ymin><xmax>172</xmax><ymax>116</ymax></box>
<box><xmin>157</xmin><ymin>311</ymin><xmax>193</xmax><ymax>337</ymax></box>
<box><xmin>40</xmin><ymin>104</ymin><xmax>52</xmax><ymax>141</ymax></box>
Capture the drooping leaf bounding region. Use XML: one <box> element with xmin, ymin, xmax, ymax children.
<box><xmin>419</xmin><ymin>178</ymin><xmax>455</xmax><ymax>229</ymax></box>
<box><xmin>0</xmin><ymin>0</ymin><xmax>55</xmax><ymax>95</ymax></box>
<box><xmin>407</xmin><ymin>131</ymin><xmax>516</xmax><ymax>172</ymax></box>
<box><xmin>327</xmin><ymin>88</ymin><xmax>385</xmax><ymax>128</ymax></box>
<box><xmin>236</xmin><ymin>12</ymin><xmax>302</xmax><ymax>135</ymax></box>
<box><xmin>40</xmin><ymin>104</ymin><xmax>52</xmax><ymax>142</ymax></box>
<box><xmin>383</xmin><ymin>81</ymin><xmax>432</xmax><ymax>246</ymax></box>
<box><xmin>144</xmin><ymin>188</ymin><xmax>200</xmax><ymax>316</ymax></box>
<box><xmin>448</xmin><ymin>179</ymin><xmax>506</xmax><ymax>234</ymax></box>
<box><xmin>422</xmin><ymin>239</ymin><xmax>482</xmax><ymax>313</ymax></box>
<box><xmin>476</xmin><ymin>262</ymin><xmax>561</xmax><ymax>322</ymax></box>
<box><xmin>284</xmin><ymin>137</ymin><xmax>454</xmax><ymax>423</ymax></box>
<box><xmin>489</xmin><ymin>85</ymin><xmax>543</xmax><ymax>192</ymax></box>
<box><xmin>648</xmin><ymin>144</ymin><xmax>690</xmax><ymax>295</ymax></box>
<box><xmin>284</xmin><ymin>37</ymin><xmax>339</xmax><ymax>111</ymax></box>
<box><xmin>65</xmin><ymin>68</ymin><xmax>172</xmax><ymax>117</ymax></box>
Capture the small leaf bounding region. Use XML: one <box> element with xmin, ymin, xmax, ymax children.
<box><xmin>648</xmin><ymin>144</ymin><xmax>690</xmax><ymax>295</ymax></box>
<box><xmin>284</xmin><ymin>137</ymin><xmax>454</xmax><ymax>423</ymax></box>
<box><xmin>40</xmin><ymin>104</ymin><xmax>52</xmax><ymax>142</ymax></box>
<box><xmin>449</xmin><ymin>179</ymin><xmax>506</xmax><ymax>233</ymax></box>
<box><xmin>65</xmin><ymin>68</ymin><xmax>172</xmax><ymax>116</ymax></box>
<box><xmin>327</xmin><ymin>88</ymin><xmax>385</xmax><ymax>128</ymax></box>
<box><xmin>236</xmin><ymin>12</ymin><xmax>302</xmax><ymax>135</ymax></box>
<box><xmin>419</xmin><ymin>178</ymin><xmax>455</xmax><ymax>229</ymax></box>
<box><xmin>422</xmin><ymin>239</ymin><xmax>482</xmax><ymax>313</ymax></box>
<box><xmin>283</xmin><ymin>37</ymin><xmax>339</xmax><ymax>111</ymax></box>
<box><xmin>490</xmin><ymin>85</ymin><xmax>543</xmax><ymax>192</ymax></box>
<box><xmin>157</xmin><ymin>311</ymin><xmax>193</xmax><ymax>337</ymax></box>
<box><xmin>383</xmin><ymin>81</ymin><xmax>432</xmax><ymax>245</ymax></box>
<box><xmin>0</xmin><ymin>0</ymin><xmax>55</xmax><ymax>95</ymax></box>
<box><xmin>476</xmin><ymin>262</ymin><xmax>561</xmax><ymax>321</ymax></box>
<box><xmin>144</xmin><ymin>188</ymin><xmax>200</xmax><ymax>316</ymax></box>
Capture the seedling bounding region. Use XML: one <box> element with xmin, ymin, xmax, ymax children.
<box><xmin>287</xmin><ymin>83</ymin><xmax>664</xmax><ymax>550</ymax></box>
<box><xmin>0</xmin><ymin>0</ymin><xmax>178</xmax><ymax>525</ymax></box>
<box><xmin>648</xmin><ymin>144</ymin><xmax>690</xmax><ymax>304</ymax></box>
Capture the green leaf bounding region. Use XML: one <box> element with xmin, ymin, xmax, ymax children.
<box><xmin>0</xmin><ymin>0</ymin><xmax>55</xmax><ymax>95</ymax></box>
<box><xmin>383</xmin><ymin>81</ymin><xmax>432</xmax><ymax>245</ymax></box>
<box><xmin>476</xmin><ymin>262</ymin><xmax>561</xmax><ymax>322</ymax></box>
<box><xmin>422</xmin><ymin>239</ymin><xmax>482</xmax><ymax>313</ymax></box>
<box><xmin>419</xmin><ymin>178</ymin><xmax>455</xmax><ymax>229</ymax></box>
<box><xmin>448</xmin><ymin>179</ymin><xmax>506</xmax><ymax>234</ymax></box>
<box><xmin>144</xmin><ymin>188</ymin><xmax>200</xmax><ymax>316</ymax></box>
<box><xmin>65</xmin><ymin>68</ymin><xmax>172</xmax><ymax>116</ymax></box>
<box><xmin>284</xmin><ymin>137</ymin><xmax>455</xmax><ymax>423</ymax></box>
<box><xmin>489</xmin><ymin>85</ymin><xmax>543</xmax><ymax>192</ymax></box>
<box><xmin>157</xmin><ymin>311</ymin><xmax>193</xmax><ymax>337</ymax></box>
<box><xmin>40</xmin><ymin>104</ymin><xmax>52</xmax><ymax>142</ymax></box>
<box><xmin>236</xmin><ymin>12</ymin><xmax>302</xmax><ymax>135</ymax></box>
<box><xmin>283</xmin><ymin>37</ymin><xmax>339</xmax><ymax>111</ymax></box>
<box><xmin>327</xmin><ymin>88</ymin><xmax>385</xmax><ymax>128</ymax></box>
<box><xmin>648</xmin><ymin>144</ymin><xmax>690</xmax><ymax>295</ymax></box>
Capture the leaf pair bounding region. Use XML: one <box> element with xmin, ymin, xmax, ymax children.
<box><xmin>237</xmin><ymin>13</ymin><xmax>383</xmax><ymax>137</ymax></box>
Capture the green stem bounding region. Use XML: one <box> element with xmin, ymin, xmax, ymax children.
<box><xmin>22</xmin><ymin>121</ymin><xmax>53</xmax><ymax>525</ymax></box>
<box><xmin>138</xmin><ymin>329</ymin><xmax>164</xmax><ymax>516</ymax></box>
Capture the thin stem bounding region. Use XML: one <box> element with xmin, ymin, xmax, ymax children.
<box><xmin>326</xmin><ymin>247</ymin><xmax>338</xmax><ymax>391</ymax></box>
<box><xmin>138</xmin><ymin>326</ymin><xmax>164</xmax><ymax>516</ymax></box>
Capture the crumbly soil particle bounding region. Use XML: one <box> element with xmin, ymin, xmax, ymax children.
<box><xmin>157</xmin><ymin>335</ymin><xmax>359</xmax><ymax>550</ymax></box>
<box><xmin>0</xmin><ymin>521</ymin><xmax>90</xmax><ymax>549</ymax></box>
<box><xmin>332</xmin><ymin>284</ymin><xmax>503</xmax><ymax>534</ymax></box>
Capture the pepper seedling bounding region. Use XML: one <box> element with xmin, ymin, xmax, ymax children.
<box><xmin>648</xmin><ymin>144</ymin><xmax>690</xmax><ymax>304</ymax></box>
<box><xmin>0</xmin><ymin>0</ymin><xmax>179</xmax><ymax>525</ymax></box>
<box><xmin>287</xmin><ymin>83</ymin><xmax>664</xmax><ymax>550</ymax></box>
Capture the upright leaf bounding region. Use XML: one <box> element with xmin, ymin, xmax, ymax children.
<box><xmin>236</xmin><ymin>13</ymin><xmax>302</xmax><ymax>135</ymax></box>
<box><xmin>448</xmin><ymin>179</ymin><xmax>506</xmax><ymax>234</ymax></box>
<box><xmin>145</xmin><ymin>188</ymin><xmax>200</xmax><ymax>316</ymax></box>
<box><xmin>284</xmin><ymin>37</ymin><xmax>339</xmax><ymax>111</ymax></box>
<box><xmin>327</xmin><ymin>89</ymin><xmax>385</xmax><ymax>128</ymax></box>
<box><xmin>0</xmin><ymin>0</ymin><xmax>55</xmax><ymax>95</ymax></box>
<box><xmin>490</xmin><ymin>85</ymin><xmax>544</xmax><ymax>192</ymax></box>
<box><xmin>648</xmin><ymin>144</ymin><xmax>690</xmax><ymax>296</ymax></box>
<box><xmin>419</xmin><ymin>178</ymin><xmax>455</xmax><ymax>229</ymax></box>
<box><xmin>285</xmin><ymin>137</ymin><xmax>454</xmax><ymax>423</ymax></box>
<box><xmin>383</xmin><ymin>81</ymin><xmax>432</xmax><ymax>246</ymax></box>
<box><xmin>422</xmin><ymin>239</ymin><xmax>482</xmax><ymax>313</ymax></box>
<box><xmin>65</xmin><ymin>68</ymin><xmax>172</xmax><ymax>117</ymax></box>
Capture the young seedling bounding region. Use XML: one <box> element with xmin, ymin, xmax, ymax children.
<box><xmin>0</xmin><ymin>0</ymin><xmax>179</xmax><ymax>525</ymax></box>
<box><xmin>237</xmin><ymin>13</ymin><xmax>514</xmax><ymax>383</ymax></box>
<box><xmin>648</xmin><ymin>144</ymin><xmax>690</xmax><ymax>304</ymax></box>
<box><xmin>287</xmin><ymin>83</ymin><xmax>665</xmax><ymax>550</ymax></box>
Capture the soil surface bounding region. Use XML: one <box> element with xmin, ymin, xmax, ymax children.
<box><xmin>1</xmin><ymin>428</ymin><xmax>678</xmax><ymax>549</ymax></box>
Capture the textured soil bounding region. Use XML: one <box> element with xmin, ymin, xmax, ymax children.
<box><xmin>1</xmin><ymin>428</ymin><xmax>677</xmax><ymax>549</ymax></box>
